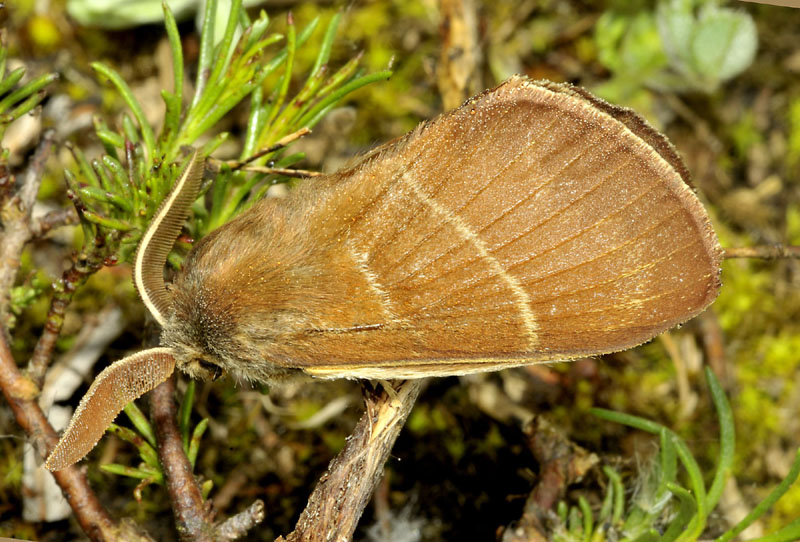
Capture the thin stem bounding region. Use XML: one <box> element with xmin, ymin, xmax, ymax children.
<box><xmin>151</xmin><ymin>376</ymin><xmax>214</xmax><ymax>541</ymax></box>
<box><xmin>0</xmin><ymin>131</ymin><xmax>55</xmax><ymax>323</ymax></box>
<box><xmin>28</xmin><ymin>248</ymin><xmax>109</xmax><ymax>385</ymax></box>
<box><xmin>723</xmin><ymin>245</ymin><xmax>800</xmax><ymax>259</ymax></box>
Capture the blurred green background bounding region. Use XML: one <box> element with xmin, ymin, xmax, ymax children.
<box><xmin>1</xmin><ymin>0</ymin><xmax>800</xmax><ymax>540</ymax></box>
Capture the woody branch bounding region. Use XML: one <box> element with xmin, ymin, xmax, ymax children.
<box><xmin>276</xmin><ymin>380</ymin><xmax>424</xmax><ymax>542</ymax></box>
<box><xmin>150</xmin><ymin>376</ymin><xmax>265</xmax><ymax>541</ymax></box>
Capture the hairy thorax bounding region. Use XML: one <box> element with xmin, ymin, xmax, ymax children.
<box><xmin>159</xmin><ymin>197</ymin><xmax>324</xmax><ymax>384</ymax></box>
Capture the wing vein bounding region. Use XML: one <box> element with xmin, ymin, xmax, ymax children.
<box><xmin>412</xmin><ymin>195</ymin><xmax>684</xmax><ymax>314</ymax></box>
<box><xmin>390</xmin><ymin>131</ymin><xmax>611</xmax><ymax>289</ymax></box>
<box><xmin>387</xmin><ymin>114</ymin><xmax>562</xmax><ymax>272</ymax></box>
<box><xmin>424</xmin><ymin>228</ymin><xmax>700</xmax><ymax>318</ymax></box>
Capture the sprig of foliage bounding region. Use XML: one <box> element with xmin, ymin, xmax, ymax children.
<box><xmin>551</xmin><ymin>368</ymin><xmax>800</xmax><ymax>541</ymax></box>
<box><xmin>0</xmin><ymin>34</ymin><xmax>58</xmax><ymax>328</ymax></box>
<box><xmin>68</xmin><ymin>0</ymin><xmax>390</xmax><ymax>266</ymax></box>
<box><xmin>0</xmin><ymin>31</ymin><xmax>58</xmax><ymax>145</ymax></box>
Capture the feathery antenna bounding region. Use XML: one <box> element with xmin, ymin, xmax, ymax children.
<box><xmin>134</xmin><ymin>150</ymin><xmax>204</xmax><ymax>325</ymax></box>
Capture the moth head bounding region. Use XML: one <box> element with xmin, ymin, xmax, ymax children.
<box><xmin>163</xmin><ymin>330</ymin><xmax>228</xmax><ymax>382</ymax></box>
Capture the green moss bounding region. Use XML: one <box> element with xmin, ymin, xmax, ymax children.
<box><xmin>736</xmin><ymin>387</ymin><xmax>780</xmax><ymax>437</ymax></box>
<box><xmin>716</xmin><ymin>261</ymin><xmax>775</xmax><ymax>333</ymax></box>
<box><xmin>729</xmin><ymin>110</ymin><xmax>763</xmax><ymax>159</ymax></box>
<box><xmin>788</xmin><ymin>97</ymin><xmax>800</xmax><ymax>169</ymax></box>
<box><xmin>406</xmin><ymin>404</ymin><xmax>432</xmax><ymax>434</ymax></box>
<box><xmin>0</xmin><ymin>443</ymin><xmax>23</xmax><ymax>490</ymax></box>
<box><xmin>27</xmin><ymin>15</ymin><xmax>62</xmax><ymax>52</ymax></box>
<box><xmin>760</xmin><ymin>331</ymin><xmax>800</xmax><ymax>377</ymax></box>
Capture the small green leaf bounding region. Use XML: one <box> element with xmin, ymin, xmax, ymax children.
<box><xmin>187</xmin><ymin>418</ymin><xmax>208</xmax><ymax>468</ymax></box>
<box><xmin>691</xmin><ymin>6</ymin><xmax>757</xmax><ymax>84</ymax></box>
<box><xmin>179</xmin><ymin>379</ymin><xmax>195</xmax><ymax>446</ymax></box>
<box><xmin>662</xmin><ymin>483</ymin><xmax>697</xmax><ymax>542</ymax></box>
<box><xmin>0</xmin><ymin>67</ymin><xmax>26</xmax><ymax>97</ymax></box>
<box><xmin>80</xmin><ymin>210</ymin><xmax>133</xmax><ymax>231</ymax></box>
<box><xmin>92</xmin><ymin>62</ymin><xmax>155</xmax><ymax>158</ymax></box>
<box><xmin>124</xmin><ymin>402</ymin><xmax>157</xmax><ymax>448</ymax></box>
<box><xmin>705</xmin><ymin>367</ymin><xmax>735</xmax><ymax>512</ymax></box>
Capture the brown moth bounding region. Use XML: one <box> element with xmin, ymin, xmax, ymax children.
<box><xmin>45</xmin><ymin>76</ymin><xmax>722</xmax><ymax>471</ymax></box>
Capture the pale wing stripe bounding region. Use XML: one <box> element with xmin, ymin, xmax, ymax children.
<box><xmin>362</xmin><ymin>111</ymin><xmax>540</xmax><ymax>268</ymax></box>
<box><xmin>392</xmin><ymin>144</ymin><xmax>626</xmax><ymax>291</ymax></box>
<box><xmin>353</xmin><ymin>168</ymin><xmax>424</xmax><ymax>263</ymax></box>
<box><xmin>389</xmin><ymin>123</ymin><xmax>595</xmax><ymax>287</ymax></box>
<box><xmin>413</xmin><ymin>192</ymin><xmax>680</xmax><ymax>314</ymax></box>
<box><xmin>402</xmin><ymin>172</ymin><xmax>539</xmax><ymax>349</ymax></box>
<box><xmin>334</xmin><ymin>130</ymin><xmax>441</xmax><ymax>248</ymax></box>
<box><xmin>346</xmin><ymin>240</ymin><xmax>397</xmax><ymax>320</ymax></box>
<box><xmin>387</xmin><ymin>115</ymin><xmax>562</xmax><ymax>272</ymax></box>
<box><xmin>408</xmin><ymin>157</ymin><xmax>638</xmax><ymax>312</ymax></box>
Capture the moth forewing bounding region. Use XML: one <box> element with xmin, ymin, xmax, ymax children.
<box><xmin>134</xmin><ymin>150</ymin><xmax>204</xmax><ymax>326</ymax></box>
<box><xmin>45</xmin><ymin>348</ymin><xmax>176</xmax><ymax>471</ymax></box>
<box><xmin>268</xmin><ymin>76</ymin><xmax>722</xmax><ymax>373</ymax></box>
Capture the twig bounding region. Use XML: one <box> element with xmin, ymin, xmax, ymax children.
<box><xmin>32</xmin><ymin>206</ymin><xmax>79</xmax><ymax>237</ymax></box>
<box><xmin>238</xmin><ymin>128</ymin><xmax>311</xmax><ymax>167</ymax></box>
<box><xmin>236</xmin><ymin>166</ymin><xmax>322</xmax><ymax>178</ymax></box>
<box><xmin>0</xmin><ymin>328</ymin><xmax>143</xmax><ymax>541</ymax></box>
<box><xmin>151</xmin><ymin>375</ymin><xmax>265</xmax><ymax>541</ymax></box>
<box><xmin>723</xmin><ymin>245</ymin><xmax>800</xmax><ymax>260</ymax></box>
<box><xmin>276</xmin><ymin>379</ymin><xmax>424</xmax><ymax>542</ymax></box>
<box><xmin>659</xmin><ymin>332</ymin><xmax>694</xmax><ymax>419</ymax></box>
<box><xmin>215</xmin><ymin>500</ymin><xmax>266</xmax><ymax>541</ymax></box>
<box><xmin>27</xmin><ymin>249</ymin><xmax>107</xmax><ymax>385</ymax></box>
<box><xmin>502</xmin><ymin>416</ymin><xmax>597</xmax><ymax>542</ymax></box>
<box><xmin>0</xmin><ymin>130</ymin><xmax>55</xmax><ymax>323</ymax></box>
<box><xmin>437</xmin><ymin>0</ymin><xmax>481</xmax><ymax>111</ymax></box>
<box><xmin>206</xmin><ymin>128</ymin><xmax>312</xmax><ymax>173</ymax></box>
<box><xmin>698</xmin><ymin>309</ymin><xmax>728</xmax><ymax>387</ymax></box>
<box><xmin>150</xmin><ymin>376</ymin><xmax>215</xmax><ymax>542</ymax></box>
